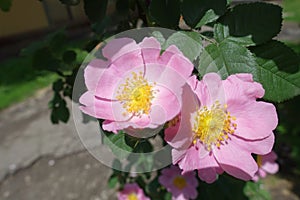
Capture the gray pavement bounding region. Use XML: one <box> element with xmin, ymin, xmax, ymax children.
<box><xmin>0</xmin><ymin>88</ymin><xmax>115</xmax><ymax>200</ymax></box>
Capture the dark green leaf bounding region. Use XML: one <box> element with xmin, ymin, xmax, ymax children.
<box><xmin>149</xmin><ymin>0</ymin><xmax>181</xmax><ymax>28</ymax></box>
<box><xmin>0</xmin><ymin>0</ymin><xmax>12</xmax><ymax>12</ymax></box>
<box><xmin>63</xmin><ymin>50</ymin><xmax>77</xmax><ymax>64</ymax></box>
<box><xmin>198</xmin><ymin>40</ymin><xmax>257</xmax><ymax>78</ymax></box>
<box><xmin>215</xmin><ymin>2</ymin><xmax>282</xmax><ymax>46</ymax></box>
<box><xmin>52</xmin><ymin>79</ymin><xmax>64</xmax><ymax>92</ymax></box>
<box><xmin>181</xmin><ymin>0</ymin><xmax>227</xmax><ymax>28</ymax></box>
<box><xmin>103</xmin><ymin>131</ymin><xmax>133</xmax><ymax>158</ymax></box>
<box><xmin>32</xmin><ymin>48</ymin><xmax>61</xmax><ymax>72</ymax></box>
<box><xmin>250</xmin><ymin>40</ymin><xmax>300</xmax><ymax>102</ymax></box>
<box><xmin>116</xmin><ymin>0</ymin><xmax>129</xmax><ymax>14</ymax></box>
<box><xmin>83</xmin><ymin>0</ymin><xmax>108</xmax><ymax>22</ymax></box>
<box><xmin>164</xmin><ymin>31</ymin><xmax>203</xmax><ymax>61</ymax></box>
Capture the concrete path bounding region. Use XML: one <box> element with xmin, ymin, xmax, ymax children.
<box><xmin>0</xmin><ymin>88</ymin><xmax>116</xmax><ymax>200</ymax></box>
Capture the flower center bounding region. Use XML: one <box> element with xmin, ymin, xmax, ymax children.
<box><xmin>173</xmin><ymin>176</ymin><xmax>187</xmax><ymax>190</ymax></box>
<box><xmin>116</xmin><ymin>71</ymin><xmax>155</xmax><ymax>116</ymax></box>
<box><xmin>192</xmin><ymin>101</ymin><xmax>237</xmax><ymax>151</ymax></box>
<box><xmin>127</xmin><ymin>193</ymin><xmax>138</xmax><ymax>200</ymax></box>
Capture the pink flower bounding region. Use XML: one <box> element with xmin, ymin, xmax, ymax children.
<box><xmin>159</xmin><ymin>165</ymin><xmax>198</xmax><ymax>200</ymax></box>
<box><xmin>118</xmin><ymin>183</ymin><xmax>150</xmax><ymax>200</ymax></box>
<box><xmin>252</xmin><ymin>151</ymin><xmax>279</xmax><ymax>182</ymax></box>
<box><xmin>79</xmin><ymin>37</ymin><xmax>193</xmax><ymax>133</ymax></box>
<box><xmin>165</xmin><ymin>73</ymin><xmax>278</xmax><ymax>183</ymax></box>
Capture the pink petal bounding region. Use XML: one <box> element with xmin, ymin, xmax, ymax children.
<box><xmin>213</xmin><ymin>143</ymin><xmax>258</xmax><ymax>181</ymax></box>
<box><xmin>231</xmin><ymin>133</ymin><xmax>275</xmax><ymax>155</ymax></box>
<box><xmin>262</xmin><ymin>162</ymin><xmax>279</xmax><ymax>174</ymax></box>
<box><xmin>198</xmin><ymin>167</ymin><xmax>222</xmax><ymax>184</ymax></box>
<box><xmin>102</xmin><ymin>120</ymin><xmax>119</xmax><ymax>133</ymax></box>
<box><xmin>172</xmin><ymin>148</ymin><xmax>187</xmax><ymax>165</ymax></box>
<box><xmin>158</xmin><ymin>45</ymin><xmax>183</xmax><ymax>65</ymax></box>
<box><xmin>79</xmin><ymin>91</ymin><xmax>130</xmax><ymax>121</ymax></box>
<box><xmin>195</xmin><ymin>73</ymin><xmax>226</xmax><ymax>106</ymax></box>
<box><xmin>139</xmin><ymin>37</ymin><xmax>161</xmax><ymax>64</ymax></box>
<box><xmin>230</xmin><ymin>101</ymin><xmax>278</xmax><ymax>140</ymax></box>
<box><xmin>225</xmin><ymin>73</ymin><xmax>265</xmax><ymax>100</ymax></box>
<box><xmin>102</xmin><ymin>38</ymin><xmax>140</xmax><ymax>61</ymax></box>
<box><xmin>177</xmin><ymin>145</ymin><xmax>201</xmax><ymax>173</ymax></box>
<box><xmin>84</xmin><ymin>59</ymin><xmax>109</xmax><ymax>92</ymax></box>
<box><xmin>166</xmin><ymin>53</ymin><xmax>194</xmax><ymax>80</ymax></box>
<box><xmin>165</xmin><ymin>84</ymin><xmax>198</xmax><ymax>149</ymax></box>
<box><xmin>150</xmin><ymin>85</ymin><xmax>181</xmax><ymax>124</ymax></box>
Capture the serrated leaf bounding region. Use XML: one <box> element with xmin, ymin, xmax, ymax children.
<box><xmin>198</xmin><ymin>40</ymin><xmax>257</xmax><ymax>78</ymax></box>
<box><xmin>181</xmin><ymin>0</ymin><xmax>227</xmax><ymax>28</ymax></box>
<box><xmin>103</xmin><ymin>131</ymin><xmax>133</xmax><ymax>159</ymax></box>
<box><xmin>215</xmin><ymin>2</ymin><xmax>282</xmax><ymax>46</ymax></box>
<box><xmin>250</xmin><ymin>40</ymin><xmax>300</xmax><ymax>102</ymax></box>
<box><xmin>164</xmin><ymin>31</ymin><xmax>203</xmax><ymax>61</ymax></box>
<box><xmin>149</xmin><ymin>0</ymin><xmax>181</xmax><ymax>28</ymax></box>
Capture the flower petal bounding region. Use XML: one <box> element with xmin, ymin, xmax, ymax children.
<box><xmin>232</xmin><ymin>133</ymin><xmax>275</xmax><ymax>155</ymax></box>
<box><xmin>198</xmin><ymin>167</ymin><xmax>222</xmax><ymax>184</ymax></box>
<box><xmin>230</xmin><ymin>101</ymin><xmax>278</xmax><ymax>140</ymax></box>
<box><xmin>213</xmin><ymin>143</ymin><xmax>258</xmax><ymax>180</ymax></box>
<box><xmin>84</xmin><ymin>59</ymin><xmax>109</xmax><ymax>92</ymax></box>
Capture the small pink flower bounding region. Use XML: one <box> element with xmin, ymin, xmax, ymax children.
<box><xmin>165</xmin><ymin>73</ymin><xmax>278</xmax><ymax>183</ymax></box>
<box><xmin>118</xmin><ymin>183</ymin><xmax>150</xmax><ymax>200</ymax></box>
<box><xmin>80</xmin><ymin>37</ymin><xmax>193</xmax><ymax>133</ymax></box>
<box><xmin>252</xmin><ymin>151</ymin><xmax>279</xmax><ymax>182</ymax></box>
<box><xmin>159</xmin><ymin>165</ymin><xmax>198</xmax><ymax>200</ymax></box>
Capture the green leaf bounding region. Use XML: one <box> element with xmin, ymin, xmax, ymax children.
<box><xmin>151</xmin><ymin>31</ymin><xmax>165</xmax><ymax>46</ymax></box>
<box><xmin>215</xmin><ymin>2</ymin><xmax>282</xmax><ymax>46</ymax></box>
<box><xmin>149</xmin><ymin>0</ymin><xmax>181</xmax><ymax>28</ymax></box>
<box><xmin>198</xmin><ymin>40</ymin><xmax>257</xmax><ymax>78</ymax></box>
<box><xmin>108</xmin><ymin>176</ymin><xmax>118</xmax><ymax>189</ymax></box>
<box><xmin>103</xmin><ymin>131</ymin><xmax>133</xmax><ymax>159</ymax></box>
<box><xmin>83</xmin><ymin>0</ymin><xmax>108</xmax><ymax>23</ymax></box>
<box><xmin>244</xmin><ymin>181</ymin><xmax>271</xmax><ymax>200</ymax></box>
<box><xmin>0</xmin><ymin>0</ymin><xmax>12</xmax><ymax>12</ymax></box>
<box><xmin>52</xmin><ymin>79</ymin><xmax>64</xmax><ymax>92</ymax></box>
<box><xmin>181</xmin><ymin>0</ymin><xmax>227</xmax><ymax>28</ymax></box>
<box><xmin>250</xmin><ymin>40</ymin><xmax>300</xmax><ymax>102</ymax></box>
<box><xmin>164</xmin><ymin>31</ymin><xmax>203</xmax><ymax>61</ymax></box>
<box><xmin>63</xmin><ymin>50</ymin><xmax>77</xmax><ymax>64</ymax></box>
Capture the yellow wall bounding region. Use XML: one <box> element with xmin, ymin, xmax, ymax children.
<box><xmin>0</xmin><ymin>0</ymin><xmax>48</xmax><ymax>38</ymax></box>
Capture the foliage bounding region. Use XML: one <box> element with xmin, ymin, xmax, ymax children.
<box><xmin>8</xmin><ymin>0</ymin><xmax>300</xmax><ymax>199</ymax></box>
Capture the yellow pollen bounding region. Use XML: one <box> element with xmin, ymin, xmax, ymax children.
<box><xmin>116</xmin><ymin>71</ymin><xmax>155</xmax><ymax>116</ymax></box>
<box><xmin>166</xmin><ymin>115</ymin><xmax>180</xmax><ymax>128</ymax></box>
<box><xmin>192</xmin><ymin>101</ymin><xmax>237</xmax><ymax>150</ymax></box>
<box><xmin>257</xmin><ymin>155</ymin><xmax>262</xmax><ymax>168</ymax></box>
<box><xmin>173</xmin><ymin>176</ymin><xmax>187</xmax><ymax>190</ymax></box>
<box><xmin>127</xmin><ymin>193</ymin><xmax>138</xmax><ymax>200</ymax></box>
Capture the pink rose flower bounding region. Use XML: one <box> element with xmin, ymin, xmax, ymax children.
<box><xmin>79</xmin><ymin>37</ymin><xmax>193</xmax><ymax>133</ymax></box>
<box><xmin>118</xmin><ymin>183</ymin><xmax>150</xmax><ymax>200</ymax></box>
<box><xmin>252</xmin><ymin>151</ymin><xmax>279</xmax><ymax>182</ymax></box>
<box><xmin>165</xmin><ymin>73</ymin><xmax>278</xmax><ymax>183</ymax></box>
<box><xmin>159</xmin><ymin>165</ymin><xmax>198</xmax><ymax>200</ymax></box>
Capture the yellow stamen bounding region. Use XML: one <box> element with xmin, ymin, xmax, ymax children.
<box><xmin>257</xmin><ymin>155</ymin><xmax>262</xmax><ymax>168</ymax></box>
<box><xmin>192</xmin><ymin>101</ymin><xmax>237</xmax><ymax>150</ymax></box>
<box><xmin>173</xmin><ymin>176</ymin><xmax>187</xmax><ymax>190</ymax></box>
<box><xmin>116</xmin><ymin>71</ymin><xmax>155</xmax><ymax>116</ymax></box>
<box><xmin>127</xmin><ymin>193</ymin><xmax>138</xmax><ymax>200</ymax></box>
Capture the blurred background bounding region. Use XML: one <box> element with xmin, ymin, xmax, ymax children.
<box><xmin>0</xmin><ymin>0</ymin><xmax>299</xmax><ymax>199</ymax></box>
